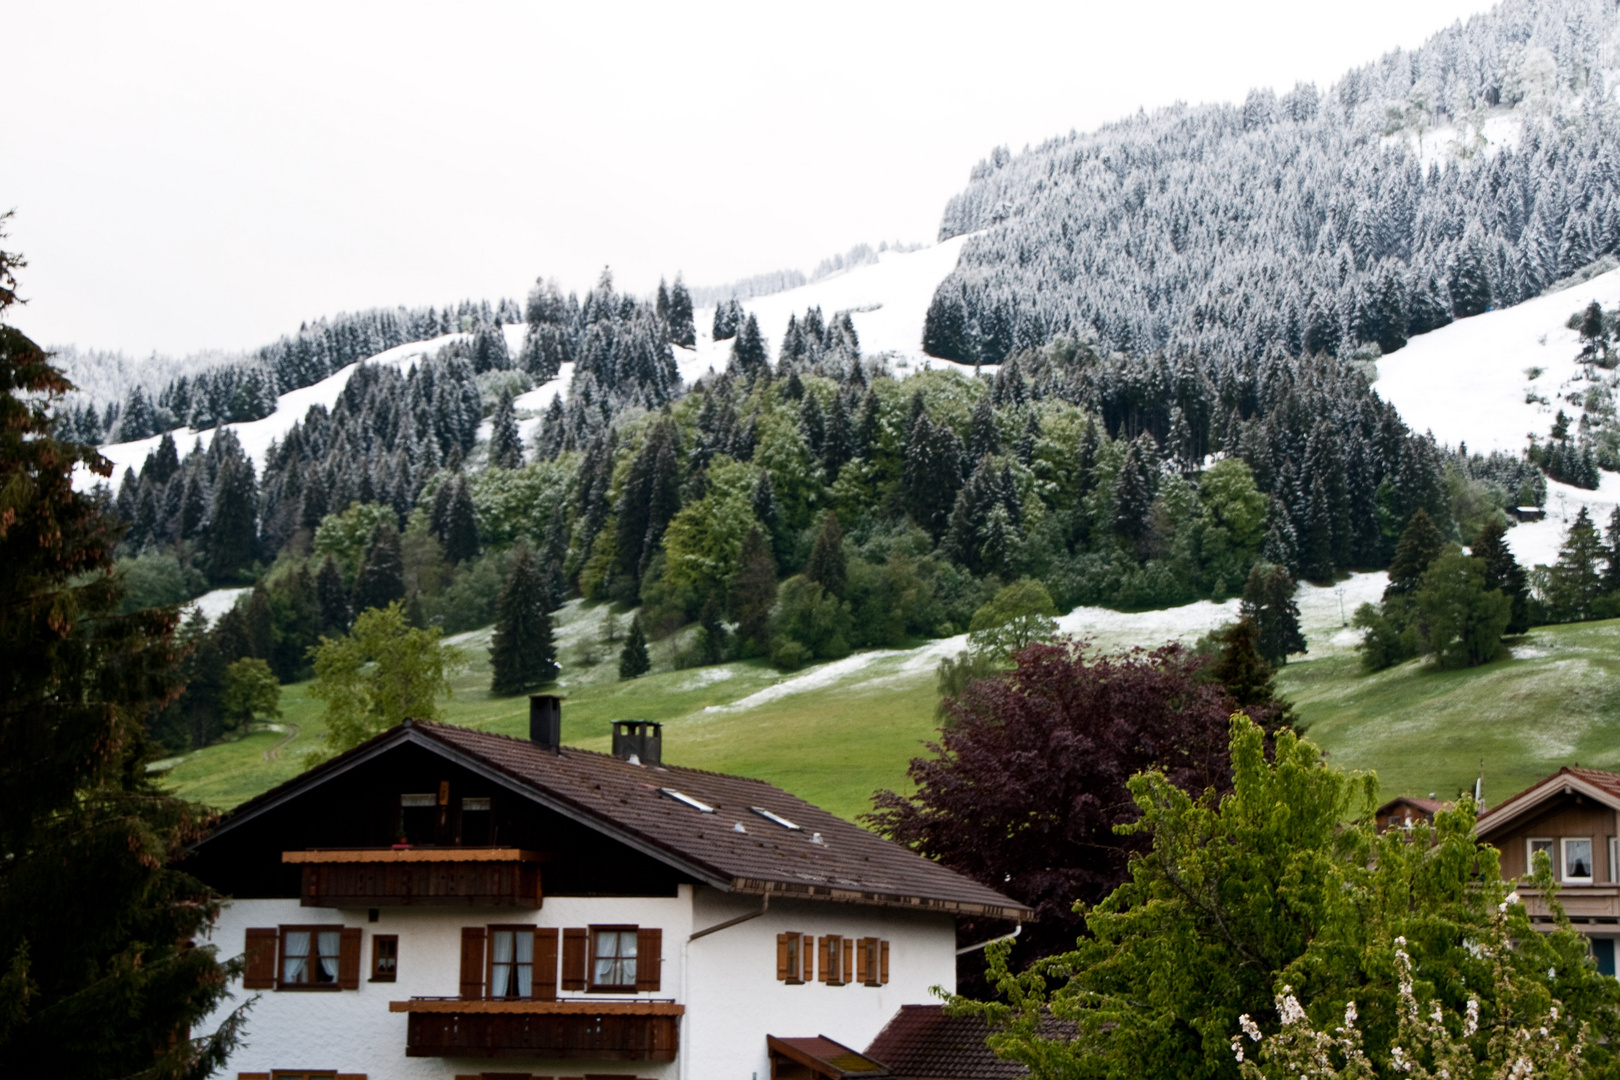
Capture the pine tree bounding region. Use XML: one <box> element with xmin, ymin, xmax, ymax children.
<box><xmin>1207</xmin><ymin>617</ymin><xmax>1284</xmax><ymax>710</ymax></box>
<box><xmin>1472</xmin><ymin>519</ymin><xmax>1531</xmax><ymax>634</ymax></box>
<box><xmin>1548</xmin><ymin>507</ymin><xmax>1606</xmax><ymax>622</ymax></box>
<box><xmin>351</xmin><ymin>521</ymin><xmax>407</xmax><ymax>615</ymax></box>
<box><xmin>729</xmin><ymin>527</ymin><xmax>777</xmax><ymax>657</ymax></box>
<box><xmin>489</xmin><ymin>546</ymin><xmax>559</xmax><ymax>695</ymax></box>
<box><xmin>1241</xmin><ymin>562</ymin><xmax>1307</xmax><ymax>665</ymax></box>
<box><xmin>823</xmin><ymin>395</ymin><xmax>854</xmax><ymax>481</ymax></box>
<box><xmin>1111</xmin><ymin>436</ymin><xmax>1157</xmax><ymax>558</ymax></box>
<box><xmin>967</xmin><ymin>395</ymin><xmax>1001</xmax><ymax>461</ymax></box>
<box><xmin>1383</xmin><ymin>508</ymin><xmax>1446</xmax><ymax>599</ymax></box>
<box><xmin>204</xmin><ymin>448</ymin><xmax>257</xmax><ymax>583</ymax></box>
<box><xmin>443</xmin><ymin>474</ymin><xmax>480</xmax><ymax>563</ymax></box>
<box><xmin>799</xmin><ymin>393</ymin><xmax>825</xmax><ymax>459</ymax></box>
<box><xmin>1604</xmin><ymin>508</ymin><xmax>1620</xmax><ymax>595</ymax></box>
<box><xmin>488</xmin><ymin>389</ymin><xmax>523</xmax><ymax>469</ymax></box>
<box><xmin>696</xmin><ymin>594</ymin><xmax>727</xmax><ymax>664</ymax></box>
<box><xmin>713</xmin><ymin>298</ymin><xmax>741</xmax><ymax>342</ymax></box>
<box><xmin>804</xmin><ymin>512</ymin><xmax>847</xmax><ymax>599</ymax></box>
<box><xmin>0</xmin><ymin>232</ymin><xmax>244</xmax><ymax>1074</ymax></box>
<box><xmin>667</xmin><ymin>275</ymin><xmax>696</xmax><ymax>348</ymax></box>
<box><xmin>618</xmin><ymin>614</ymin><xmax>651</xmax><ymax>679</ymax></box>
<box><xmin>751</xmin><ymin>469</ymin><xmax>785</xmax><ymax>564</ymax></box>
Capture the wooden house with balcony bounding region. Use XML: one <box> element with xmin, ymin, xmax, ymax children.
<box><xmin>1474</xmin><ymin>766</ymin><xmax>1620</xmax><ymax>975</ymax></box>
<box><xmin>189</xmin><ymin>698</ymin><xmax>1031</xmax><ymax>1079</ymax></box>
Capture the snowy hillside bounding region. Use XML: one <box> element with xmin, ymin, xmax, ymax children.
<box><xmin>1376</xmin><ymin>266</ymin><xmax>1620</xmax><ymax>566</ymax></box>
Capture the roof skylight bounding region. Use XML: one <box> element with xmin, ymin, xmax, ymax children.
<box><xmin>750</xmin><ymin>806</ymin><xmax>802</xmax><ymax>830</ymax></box>
<box><xmin>660</xmin><ymin>788</ymin><xmax>715</xmax><ymax>814</ymax></box>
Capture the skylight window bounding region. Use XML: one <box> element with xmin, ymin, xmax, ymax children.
<box><xmin>660</xmin><ymin>788</ymin><xmax>715</xmax><ymax>814</ymax></box>
<box><xmin>750</xmin><ymin>806</ymin><xmax>802</xmax><ymax>831</ymax></box>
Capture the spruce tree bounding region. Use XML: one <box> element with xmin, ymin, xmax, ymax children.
<box><xmin>1383</xmin><ymin>508</ymin><xmax>1446</xmax><ymax>599</ymax></box>
<box><xmin>731</xmin><ymin>313</ymin><xmax>768</xmax><ymax>378</ymax></box>
<box><xmin>618</xmin><ymin>614</ymin><xmax>651</xmax><ymax>679</ymax></box>
<box><xmin>489</xmin><ymin>546</ymin><xmax>559</xmax><ymax>695</ymax></box>
<box><xmin>1472</xmin><ymin>519</ymin><xmax>1531</xmax><ymax>634</ymax></box>
<box><xmin>1548</xmin><ymin>507</ymin><xmax>1606</xmax><ymax>622</ymax></box>
<box><xmin>804</xmin><ymin>512</ymin><xmax>847</xmax><ymax>599</ymax></box>
<box><xmin>443</xmin><ymin>474</ymin><xmax>481</xmax><ymax>563</ymax></box>
<box><xmin>205</xmin><ymin>449</ymin><xmax>257</xmax><ymax>583</ymax></box>
<box><xmin>316</xmin><ymin>553</ymin><xmax>352</xmax><ymax>635</ymax></box>
<box><xmin>1207</xmin><ymin>617</ymin><xmax>1284</xmax><ymax>710</ymax></box>
<box><xmin>729</xmin><ymin>527</ymin><xmax>777</xmax><ymax>657</ymax></box>
<box><xmin>0</xmin><ymin>232</ymin><xmax>244</xmax><ymax>1074</ymax></box>
<box><xmin>751</xmin><ymin>469</ymin><xmax>785</xmax><ymax>564</ymax></box>
<box><xmin>697</xmin><ymin>594</ymin><xmax>727</xmax><ymax>664</ymax></box>
<box><xmin>488</xmin><ymin>389</ymin><xmax>523</xmax><ymax>469</ymax></box>
<box><xmin>1241</xmin><ymin>562</ymin><xmax>1307</xmax><ymax>665</ymax></box>
<box><xmin>667</xmin><ymin>275</ymin><xmax>696</xmax><ymax>348</ymax></box>
<box><xmin>1111</xmin><ymin>437</ymin><xmax>1157</xmax><ymax>558</ymax></box>
<box><xmin>352</xmin><ymin>521</ymin><xmax>407</xmax><ymax>615</ymax></box>
<box><xmin>967</xmin><ymin>394</ymin><xmax>1001</xmax><ymax>461</ymax></box>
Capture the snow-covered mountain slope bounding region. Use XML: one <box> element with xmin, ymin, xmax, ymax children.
<box><xmin>686</xmin><ymin>235</ymin><xmax>972</xmax><ymax>377</ymax></box>
<box><xmin>1375</xmin><ymin>267</ymin><xmax>1620</xmax><ymax>566</ymax></box>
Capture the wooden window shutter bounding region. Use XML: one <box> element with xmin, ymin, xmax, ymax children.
<box><xmin>842</xmin><ymin>938</ymin><xmax>854</xmax><ymax>984</ymax></box>
<box><xmin>561</xmin><ymin>927</ymin><xmax>588</xmax><ymax>991</ymax></box>
<box><xmin>776</xmin><ymin>933</ymin><xmax>791</xmax><ymax>981</ymax></box>
<box><xmin>635</xmin><ymin>927</ymin><xmax>662</xmax><ymax>992</ymax></box>
<box><xmin>237</xmin><ymin>1073</ymin><xmax>271</xmax><ymax>1079</ymax></box>
<box><xmin>533</xmin><ymin>927</ymin><xmax>559</xmax><ymax>1001</ymax></box>
<box><xmin>459</xmin><ymin>927</ymin><xmax>486</xmax><ymax>999</ymax></box>
<box><xmin>802</xmin><ymin>934</ymin><xmax>814</xmax><ymax>983</ymax></box>
<box><xmin>335</xmin><ymin>1075</ymin><xmax>367</xmax><ymax>1080</ymax></box>
<box><xmin>338</xmin><ymin>927</ymin><xmax>363</xmax><ymax>990</ymax></box>
<box><xmin>817</xmin><ymin>935</ymin><xmax>830</xmax><ymax>983</ymax></box>
<box><xmin>242</xmin><ymin>928</ymin><xmax>277</xmax><ymax>990</ymax></box>
<box><xmin>856</xmin><ymin>937</ymin><xmax>871</xmax><ymax>985</ymax></box>
<box><xmin>880</xmin><ymin>939</ymin><xmax>890</xmax><ymax>984</ymax></box>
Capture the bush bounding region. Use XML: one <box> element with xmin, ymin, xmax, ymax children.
<box><xmin>423</xmin><ymin>549</ymin><xmax>514</xmax><ymax>633</ymax></box>
<box><xmin>115</xmin><ymin>551</ymin><xmax>206</xmax><ymax>613</ymax></box>
<box><xmin>769</xmin><ymin>576</ymin><xmax>852</xmax><ymax>670</ymax></box>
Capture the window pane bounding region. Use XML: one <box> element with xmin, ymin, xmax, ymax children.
<box><xmin>594</xmin><ymin>929</ymin><xmax>636</xmax><ymax>986</ymax></box>
<box><xmin>1567</xmin><ymin>839</ymin><xmax>1594</xmax><ymax>880</ymax></box>
<box><xmin>490</xmin><ymin>931</ymin><xmax>514</xmax><ymax>997</ymax></box>
<box><xmin>282</xmin><ymin>931</ymin><xmax>310</xmax><ymax>984</ymax></box>
<box><xmin>315</xmin><ymin>931</ymin><xmax>341</xmax><ymax>983</ymax></box>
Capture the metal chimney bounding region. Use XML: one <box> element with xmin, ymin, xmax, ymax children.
<box><xmin>529</xmin><ymin>695</ymin><xmax>563</xmax><ymax>753</ymax></box>
<box><xmin>611</xmin><ymin>720</ymin><xmax>662</xmax><ymax>766</ymax></box>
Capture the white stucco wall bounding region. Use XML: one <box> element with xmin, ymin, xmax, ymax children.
<box><xmin>682</xmin><ymin>889</ymin><xmax>958</xmax><ymax>1080</ymax></box>
<box><xmin>201</xmin><ymin>887</ymin><xmax>955</xmax><ymax>1078</ymax></box>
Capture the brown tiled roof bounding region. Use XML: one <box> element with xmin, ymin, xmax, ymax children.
<box><xmin>769</xmin><ymin>1035</ymin><xmax>893</xmax><ymax>1077</ymax></box>
<box><xmin>1379</xmin><ymin>796</ymin><xmax>1446</xmax><ymax>815</ymax></box>
<box><xmin>217</xmin><ymin>720</ymin><xmax>1032</xmax><ymax>920</ymax></box>
<box><xmin>864</xmin><ymin>1004</ymin><xmax>1074</xmax><ymax>1079</ymax></box>
<box><xmin>1477</xmin><ymin>766</ymin><xmax>1620</xmax><ymax>835</ymax></box>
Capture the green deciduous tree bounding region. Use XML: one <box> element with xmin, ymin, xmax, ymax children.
<box><xmin>966</xmin><ymin>577</ymin><xmax>1059</xmax><ymax>658</ymax></box>
<box><xmin>770</xmin><ymin>577</ymin><xmax>853</xmax><ymax>670</ymax></box>
<box><xmin>221</xmin><ymin>656</ymin><xmax>282</xmax><ymax>731</ymax></box>
<box><xmin>309</xmin><ymin>601</ymin><xmax>467</xmax><ymax>755</ymax></box>
<box><xmin>0</xmin><ymin>230</ymin><xmax>246</xmax><ymax>1076</ymax></box>
<box><xmin>1414</xmin><ymin>547</ymin><xmax>1511</xmax><ymax>668</ymax></box>
<box><xmin>489</xmin><ymin>545</ymin><xmax>558</xmax><ymax>695</ymax></box>
<box><xmin>958</xmin><ymin>716</ymin><xmax>1620</xmax><ymax>1080</ymax></box>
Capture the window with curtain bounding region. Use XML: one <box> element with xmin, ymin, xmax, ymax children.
<box><xmin>591</xmin><ymin>928</ymin><xmax>637</xmax><ymax>989</ymax></box>
<box><xmin>489</xmin><ymin>928</ymin><xmax>534</xmax><ymax>998</ymax></box>
<box><xmin>280</xmin><ymin>927</ymin><xmax>341</xmax><ymax>986</ymax></box>
<box><xmin>1565</xmin><ymin>837</ymin><xmax>1594</xmax><ymax>882</ymax></box>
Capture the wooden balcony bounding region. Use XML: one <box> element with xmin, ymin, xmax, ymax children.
<box><xmin>389</xmin><ymin>998</ymin><xmax>683</xmax><ymax>1060</ymax></box>
<box><xmin>1516</xmin><ymin>886</ymin><xmax>1620</xmax><ymax>921</ymax></box>
<box><xmin>282</xmin><ymin>848</ymin><xmax>544</xmax><ymax>908</ymax></box>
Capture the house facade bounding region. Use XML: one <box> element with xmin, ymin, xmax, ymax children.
<box><xmin>188</xmin><ymin>700</ymin><xmax>1030</xmax><ymax>1079</ymax></box>
<box><xmin>1475</xmin><ymin>766</ymin><xmax>1620</xmax><ymax>975</ymax></box>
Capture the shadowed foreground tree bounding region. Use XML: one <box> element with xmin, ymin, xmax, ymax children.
<box><xmin>868</xmin><ymin>640</ymin><xmax>1287</xmax><ymax>994</ymax></box>
<box><xmin>0</xmin><ymin>229</ymin><xmax>247</xmax><ymax>1076</ymax></box>
<box><xmin>955</xmin><ymin>717</ymin><xmax>1620</xmax><ymax>1080</ymax></box>
<box><xmin>489</xmin><ymin>546</ymin><xmax>558</xmax><ymax>695</ymax></box>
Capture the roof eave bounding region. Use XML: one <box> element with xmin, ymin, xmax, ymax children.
<box><xmin>1476</xmin><ymin>772</ymin><xmax>1620</xmax><ymax>839</ymax></box>
<box><xmin>729</xmin><ymin>876</ymin><xmax>1034</xmax><ymax>921</ymax></box>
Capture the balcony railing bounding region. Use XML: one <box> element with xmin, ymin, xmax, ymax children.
<box><xmin>388</xmin><ymin>998</ymin><xmax>683</xmax><ymax>1060</ymax></box>
<box><xmin>1515</xmin><ymin>885</ymin><xmax>1620</xmax><ymax>920</ymax></box>
<box><xmin>282</xmin><ymin>848</ymin><xmax>544</xmax><ymax>908</ymax></box>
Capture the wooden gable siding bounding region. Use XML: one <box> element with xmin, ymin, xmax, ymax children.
<box><xmin>1491</xmin><ymin>800</ymin><xmax>1618</xmax><ymax>881</ymax></box>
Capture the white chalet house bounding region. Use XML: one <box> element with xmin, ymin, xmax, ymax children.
<box><xmin>189</xmin><ymin>697</ymin><xmax>1030</xmax><ymax>1080</ymax></box>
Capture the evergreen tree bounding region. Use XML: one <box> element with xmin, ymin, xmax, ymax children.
<box><xmin>1111</xmin><ymin>436</ymin><xmax>1157</xmax><ymax>558</ymax></box>
<box><xmin>1547</xmin><ymin>507</ymin><xmax>1606</xmax><ymax>622</ymax></box>
<box><xmin>823</xmin><ymin>395</ymin><xmax>854</xmax><ymax>481</ymax></box>
<box><xmin>316</xmin><ymin>553</ymin><xmax>352</xmax><ymax>636</ymax></box>
<box><xmin>487</xmin><ymin>389</ymin><xmax>523</xmax><ymax>469</ymax></box>
<box><xmin>615</xmin><ymin>418</ymin><xmax>681</xmax><ymax>583</ymax></box>
<box><xmin>903</xmin><ymin>415</ymin><xmax>965</xmax><ymax>539</ymax></box>
<box><xmin>1241</xmin><ymin>562</ymin><xmax>1307</xmax><ymax>665</ymax></box>
<box><xmin>731</xmin><ymin>313</ymin><xmax>768</xmax><ymax>377</ymax></box>
<box><xmin>1472</xmin><ymin>519</ymin><xmax>1531</xmax><ymax>634</ymax></box>
<box><xmin>1415</xmin><ymin>548</ymin><xmax>1511</xmax><ymax>668</ymax></box>
<box><xmin>443</xmin><ymin>474</ymin><xmax>480</xmax><ymax>563</ymax></box>
<box><xmin>696</xmin><ymin>594</ymin><xmax>727</xmax><ymax>665</ymax></box>
<box><xmin>0</xmin><ymin>233</ymin><xmax>245</xmax><ymax>1074</ymax></box>
<box><xmin>1383</xmin><ymin>507</ymin><xmax>1446</xmax><ymax>599</ymax></box>
<box><xmin>729</xmin><ymin>526</ymin><xmax>777</xmax><ymax>657</ymax></box>
<box><xmin>713</xmin><ymin>298</ymin><xmax>741</xmax><ymax>342</ymax></box>
<box><xmin>967</xmin><ymin>395</ymin><xmax>1001</xmax><ymax>461</ymax></box>
<box><xmin>489</xmin><ymin>546</ymin><xmax>559</xmax><ymax>695</ymax></box>
<box><xmin>1206</xmin><ymin>617</ymin><xmax>1286</xmax><ymax>712</ymax></box>
<box><xmin>804</xmin><ymin>512</ymin><xmax>847</xmax><ymax>599</ymax></box>
<box><xmin>351</xmin><ymin>521</ymin><xmax>407</xmax><ymax>615</ymax></box>
<box><xmin>204</xmin><ymin>447</ymin><xmax>257</xmax><ymax>583</ymax></box>
<box><xmin>667</xmin><ymin>275</ymin><xmax>696</xmax><ymax>348</ymax></box>
<box><xmin>751</xmin><ymin>469</ymin><xmax>786</xmax><ymax>564</ymax></box>
<box><xmin>618</xmin><ymin>614</ymin><xmax>651</xmax><ymax>678</ymax></box>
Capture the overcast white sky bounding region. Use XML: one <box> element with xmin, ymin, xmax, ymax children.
<box><xmin>4</xmin><ymin>0</ymin><xmax>1497</xmax><ymax>357</ymax></box>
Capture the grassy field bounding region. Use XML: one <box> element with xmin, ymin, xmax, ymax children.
<box><xmin>160</xmin><ymin>592</ymin><xmax>1620</xmax><ymax>822</ymax></box>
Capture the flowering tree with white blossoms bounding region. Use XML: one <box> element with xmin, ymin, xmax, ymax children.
<box><xmin>1235</xmin><ymin>912</ymin><xmax>1586</xmax><ymax>1080</ymax></box>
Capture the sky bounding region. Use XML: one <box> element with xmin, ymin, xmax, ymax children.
<box><xmin>3</xmin><ymin>0</ymin><xmax>1499</xmax><ymax>358</ymax></box>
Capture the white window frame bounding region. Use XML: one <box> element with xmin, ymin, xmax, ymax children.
<box><xmin>1528</xmin><ymin>837</ymin><xmax>1554</xmax><ymax>872</ymax></box>
<box><xmin>1609</xmin><ymin>836</ymin><xmax>1617</xmax><ymax>884</ymax></box>
<box><xmin>1563</xmin><ymin>837</ymin><xmax>1595</xmax><ymax>884</ymax></box>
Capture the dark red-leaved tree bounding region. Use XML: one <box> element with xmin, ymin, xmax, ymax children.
<box><xmin>866</xmin><ymin>639</ymin><xmax>1286</xmax><ymax>995</ymax></box>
